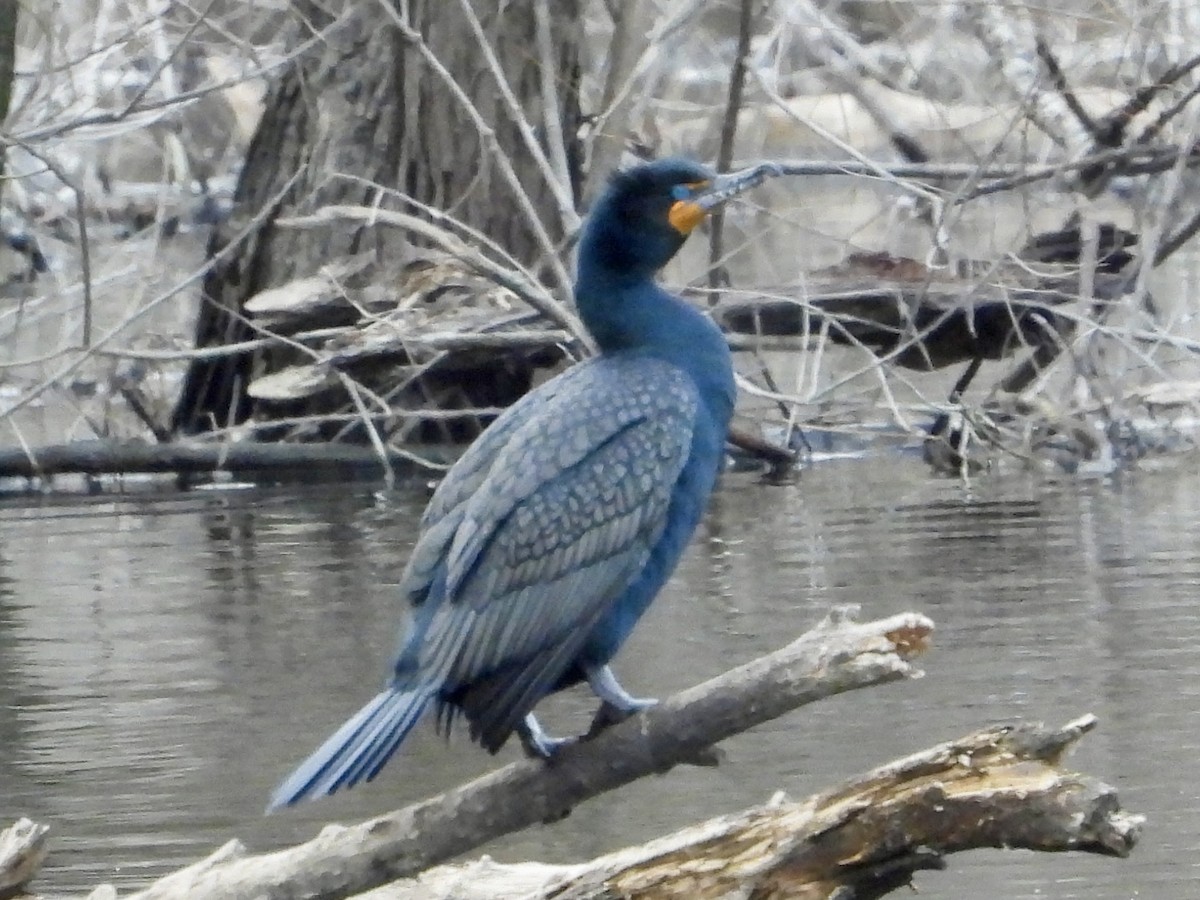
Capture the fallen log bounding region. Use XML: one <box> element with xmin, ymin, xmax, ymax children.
<box><xmin>73</xmin><ymin>608</ymin><xmax>932</xmax><ymax>900</ymax></box>
<box><xmin>7</xmin><ymin>610</ymin><xmax>1145</xmax><ymax>899</ymax></box>
<box><xmin>0</xmin><ymin>430</ymin><xmax>795</xmax><ymax>484</ymax></box>
<box><xmin>356</xmin><ymin>715</ymin><xmax>1140</xmax><ymax>899</ymax></box>
<box><xmin>0</xmin><ymin>439</ymin><xmax>440</xmax><ymax>481</ymax></box>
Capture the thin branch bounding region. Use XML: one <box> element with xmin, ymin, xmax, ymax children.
<box><xmin>451</xmin><ymin>0</ymin><xmax>578</xmax><ymax>232</ymax></box>
<box><xmin>116</xmin><ymin>0</ymin><xmax>220</xmax><ymax>121</ymax></box>
<box><xmin>707</xmin><ymin>0</ymin><xmax>757</xmax><ymax>292</ymax></box>
<box><xmin>1126</xmin><ymin>51</ymin><xmax>1200</xmax><ymax>145</ymax></box>
<box><xmin>9</xmin><ymin>21</ymin><xmax>335</xmax><ymax>145</ymax></box>
<box><xmin>1034</xmin><ymin>36</ymin><xmax>1101</xmax><ymax>142</ymax></box>
<box><xmin>532</xmin><ymin>0</ymin><xmax>574</xmax><ymax>202</ymax></box>
<box><xmin>2</xmin><ymin>135</ymin><xmax>94</xmax><ymax>344</ymax></box>
<box><xmin>1156</xmin><ymin>203</ymin><xmax>1200</xmax><ymax>265</ymax></box>
<box><xmin>0</xmin><ymin>167</ymin><xmax>306</xmax><ymax>421</ymax></box>
<box><xmin>787</xmin><ymin>0</ymin><xmax>931</xmax><ymax>163</ymax></box>
<box><xmin>276</xmin><ymin>204</ymin><xmax>586</xmax><ymax>340</ymax></box>
<box><xmin>335</xmin><ymin>372</ymin><xmax>396</xmax><ymax>490</ymax></box>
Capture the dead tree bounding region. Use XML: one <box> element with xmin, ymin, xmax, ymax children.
<box><xmin>170</xmin><ymin>0</ymin><xmax>583</xmax><ymax>442</ymax></box>
<box><xmin>4</xmin><ymin>610</ymin><xmax>1143</xmax><ymax>900</ymax></box>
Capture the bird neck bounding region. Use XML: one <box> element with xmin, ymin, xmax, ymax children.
<box><xmin>574</xmin><ymin>261</ymin><xmax>736</xmax><ymax>428</ymax></box>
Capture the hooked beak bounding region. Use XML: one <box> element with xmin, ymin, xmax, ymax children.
<box><xmin>668</xmin><ymin>162</ymin><xmax>783</xmax><ymax>234</ymax></box>
<box><xmin>695</xmin><ymin>162</ymin><xmax>784</xmax><ymax>212</ymax></box>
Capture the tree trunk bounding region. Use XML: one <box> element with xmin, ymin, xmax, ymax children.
<box><xmin>171</xmin><ymin>0</ymin><xmax>582</xmax><ymax>439</ymax></box>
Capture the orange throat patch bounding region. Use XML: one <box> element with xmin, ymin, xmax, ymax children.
<box><xmin>668</xmin><ymin>200</ymin><xmax>707</xmax><ymax>234</ymax></box>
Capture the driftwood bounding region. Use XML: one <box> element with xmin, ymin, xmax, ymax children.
<box><xmin>0</xmin><ymin>818</ymin><xmax>48</xmax><ymax>900</ymax></box>
<box><xmin>7</xmin><ymin>609</ymin><xmax>1144</xmax><ymax>899</ymax></box>
<box><xmin>0</xmin><ymin>430</ymin><xmax>793</xmax><ymax>484</ymax></box>
<box><xmin>62</xmin><ymin>608</ymin><xmax>932</xmax><ymax>900</ymax></box>
<box><xmin>352</xmin><ymin>715</ymin><xmax>1139</xmax><ymax>899</ymax></box>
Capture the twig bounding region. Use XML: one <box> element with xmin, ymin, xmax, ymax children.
<box><xmin>1156</xmin><ymin>203</ymin><xmax>1200</xmax><ymax>265</ymax></box>
<box><xmin>10</xmin><ymin>19</ymin><xmax>336</xmax><ymax>144</ymax></box>
<box><xmin>707</xmin><ymin>0</ymin><xmax>758</xmax><ymax>291</ymax></box>
<box><xmin>118</xmin><ymin>0</ymin><xmax>220</xmax><ymax>120</ymax></box>
<box><xmin>532</xmin><ymin>0</ymin><xmax>575</xmax><ymax>203</ymax></box>
<box><xmin>1034</xmin><ymin>36</ymin><xmax>1101</xmax><ymax>142</ymax></box>
<box><xmin>735</xmin><ymin>148</ymin><xmax>1196</xmax><ymax>198</ymax></box>
<box><xmin>277</xmin><ymin>204</ymin><xmax>586</xmax><ymax>340</ymax></box>
<box><xmin>335</xmin><ymin>372</ymin><xmax>396</xmax><ymax>490</ymax></box>
<box><xmin>1126</xmin><ymin>51</ymin><xmax>1200</xmax><ymax>145</ymax></box>
<box><xmin>2</xmin><ymin>136</ymin><xmax>94</xmax><ymax>345</ymax></box>
<box><xmin>965</xmin><ymin>7</ymin><xmax>1093</xmax><ymax>155</ymax></box>
<box><xmin>581</xmin><ymin>0</ymin><xmax>656</xmax><ymax>202</ymax></box>
<box><xmin>0</xmin><ymin>168</ymin><xmax>306</xmax><ymax>422</ymax></box>
<box><xmin>787</xmin><ymin>0</ymin><xmax>931</xmax><ymax>163</ymax></box>
<box><xmin>373</xmin><ymin>0</ymin><xmax>576</xmax><ymax>302</ymax></box>
<box><xmin>451</xmin><ymin>0</ymin><xmax>578</xmax><ymax>232</ymax></box>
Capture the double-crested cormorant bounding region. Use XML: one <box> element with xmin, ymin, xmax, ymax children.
<box><xmin>269</xmin><ymin>157</ymin><xmax>780</xmax><ymax>810</ymax></box>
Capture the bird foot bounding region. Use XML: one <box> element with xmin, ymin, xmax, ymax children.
<box><xmin>583</xmin><ymin>698</ymin><xmax>658</xmax><ymax>740</ymax></box>
<box><xmin>517</xmin><ymin>713</ymin><xmax>576</xmax><ymax>760</ymax></box>
<box><xmin>580</xmin><ymin>700</ymin><xmax>718</xmax><ymax>768</ymax></box>
<box><xmin>585</xmin><ymin>664</ymin><xmax>656</xmax><ymax>713</ymax></box>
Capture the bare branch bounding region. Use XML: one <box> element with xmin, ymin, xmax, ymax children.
<box><xmin>110</xmin><ymin>608</ymin><xmax>931</xmax><ymax>900</ymax></box>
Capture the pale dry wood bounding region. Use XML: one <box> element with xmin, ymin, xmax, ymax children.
<box><xmin>32</xmin><ymin>708</ymin><xmax>1144</xmax><ymax>900</ymax></box>
<box><xmin>85</xmin><ymin>608</ymin><xmax>932</xmax><ymax>900</ymax></box>
<box><xmin>0</xmin><ymin>817</ymin><xmax>49</xmax><ymax>899</ymax></box>
<box><xmin>243</xmin><ymin>258</ymin><xmax>372</xmax><ymax>322</ymax></box>
<box><xmin>359</xmin><ymin>715</ymin><xmax>1141</xmax><ymax>900</ymax></box>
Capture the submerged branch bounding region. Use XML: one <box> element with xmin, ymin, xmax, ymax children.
<box><xmin>0</xmin><ymin>439</ymin><xmax>445</xmax><ymax>481</ymax></box>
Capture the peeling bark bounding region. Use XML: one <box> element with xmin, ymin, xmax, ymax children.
<box><xmin>359</xmin><ymin>716</ymin><xmax>1138</xmax><ymax>900</ymax></box>
<box><xmin>171</xmin><ymin>0</ymin><xmax>583</xmax><ymax>438</ymax></box>
<box><xmin>7</xmin><ymin>610</ymin><xmax>1144</xmax><ymax>900</ymax></box>
<box><xmin>90</xmin><ymin>608</ymin><xmax>929</xmax><ymax>900</ymax></box>
<box><xmin>0</xmin><ymin>818</ymin><xmax>48</xmax><ymax>900</ymax></box>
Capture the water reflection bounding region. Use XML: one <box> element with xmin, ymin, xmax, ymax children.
<box><xmin>1</xmin><ymin>462</ymin><xmax>1198</xmax><ymax>897</ymax></box>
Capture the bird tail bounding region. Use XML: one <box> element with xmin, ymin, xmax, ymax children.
<box><xmin>267</xmin><ymin>686</ymin><xmax>432</xmax><ymax>812</ymax></box>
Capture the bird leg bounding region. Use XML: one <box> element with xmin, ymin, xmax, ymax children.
<box><xmin>517</xmin><ymin>713</ymin><xmax>575</xmax><ymax>760</ymax></box>
<box><xmin>580</xmin><ymin>665</ymin><xmax>720</xmax><ymax>766</ymax></box>
<box><xmin>582</xmin><ymin>664</ymin><xmax>657</xmax><ymax>738</ymax></box>
<box><xmin>519</xmin><ymin>667</ymin><xmax>659</xmax><ymax>757</ymax></box>
<box><xmin>586</xmin><ymin>663</ymin><xmax>657</xmax><ymax>712</ymax></box>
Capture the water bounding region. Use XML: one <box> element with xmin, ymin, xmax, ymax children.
<box><xmin>2</xmin><ymin>458</ymin><xmax>1199</xmax><ymax>897</ymax></box>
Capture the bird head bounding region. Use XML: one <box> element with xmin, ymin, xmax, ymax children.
<box><xmin>582</xmin><ymin>157</ymin><xmax>782</xmax><ymax>279</ymax></box>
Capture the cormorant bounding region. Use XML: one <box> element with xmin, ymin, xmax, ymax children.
<box><xmin>269</xmin><ymin>157</ymin><xmax>780</xmax><ymax>809</ymax></box>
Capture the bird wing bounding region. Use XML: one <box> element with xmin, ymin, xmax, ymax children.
<box><xmin>400</xmin><ymin>360</ymin><xmax>600</xmax><ymax>607</ymax></box>
<box><xmin>399</xmin><ymin>357</ymin><xmax>699</xmax><ymax>701</ymax></box>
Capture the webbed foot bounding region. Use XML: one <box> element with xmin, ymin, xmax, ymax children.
<box><xmin>585</xmin><ymin>664</ymin><xmax>657</xmax><ymax>713</ymax></box>
<box><xmin>517</xmin><ymin>713</ymin><xmax>575</xmax><ymax>760</ymax></box>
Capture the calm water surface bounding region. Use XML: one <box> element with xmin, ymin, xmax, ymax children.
<box><xmin>2</xmin><ymin>458</ymin><xmax>1199</xmax><ymax>897</ymax></box>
